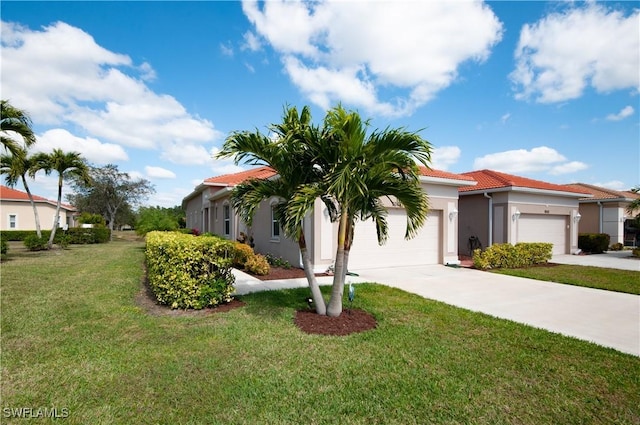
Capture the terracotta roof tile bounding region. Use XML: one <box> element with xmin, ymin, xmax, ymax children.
<box><xmin>562</xmin><ymin>183</ymin><xmax>640</xmax><ymax>201</ymax></box>
<box><xmin>1</xmin><ymin>185</ymin><xmax>49</xmax><ymax>202</ymax></box>
<box><xmin>419</xmin><ymin>167</ymin><xmax>476</xmax><ymax>181</ymax></box>
<box><xmin>204</xmin><ymin>166</ymin><xmax>277</xmax><ymax>186</ymax></box>
<box><xmin>459</xmin><ymin>170</ymin><xmax>591</xmax><ymax>195</ymax></box>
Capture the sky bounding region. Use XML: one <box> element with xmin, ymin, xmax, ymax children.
<box><xmin>1</xmin><ymin>0</ymin><xmax>639</xmax><ymax>208</ymax></box>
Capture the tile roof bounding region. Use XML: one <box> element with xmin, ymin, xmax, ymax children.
<box><xmin>1</xmin><ymin>185</ymin><xmax>76</xmax><ymax>210</ymax></box>
<box><xmin>562</xmin><ymin>183</ymin><xmax>640</xmax><ymax>201</ymax></box>
<box><xmin>419</xmin><ymin>167</ymin><xmax>476</xmax><ymax>182</ymax></box>
<box><xmin>204</xmin><ymin>166</ymin><xmax>277</xmax><ymax>186</ymax></box>
<box><xmin>459</xmin><ymin>169</ymin><xmax>591</xmax><ymax>195</ymax></box>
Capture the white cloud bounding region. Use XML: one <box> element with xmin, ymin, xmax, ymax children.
<box><xmin>474</xmin><ymin>146</ymin><xmax>588</xmax><ymax>175</ymax></box>
<box><xmin>242</xmin><ymin>0</ymin><xmax>502</xmax><ymax>117</ymax></box>
<box><xmin>500</xmin><ymin>113</ymin><xmax>511</xmax><ymax>124</ymax></box>
<box><xmin>241</xmin><ymin>31</ymin><xmax>261</xmax><ymax>52</ymax></box>
<box><xmin>1</xmin><ymin>21</ymin><xmax>222</xmax><ymax>154</ymax></box>
<box><xmin>220</xmin><ymin>42</ymin><xmax>234</xmax><ymax>57</ymax></box>
<box><xmin>148</xmin><ymin>187</ymin><xmax>192</xmax><ymax>208</ymax></box>
<box><xmin>606</xmin><ymin>105</ymin><xmax>635</xmax><ymax>121</ymax></box>
<box><xmin>145</xmin><ymin>166</ymin><xmax>176</xmax><ymax>180</ymax></box>
<box><xmin>511</xmin><ymin>4</ymin><xmax>640</xmax><ymax>103</ymax></box>
<box><xmin>161</xmin><ymin>143</ymin><xmax>214</xmax><ymax>166</ymax></box>
<box><xmin>594</xmin><ymin>180</ymin><xmax>627</xmax><ymax>191</ymax></box>
<box><xmin>431</xmin><ymin>146</ymin><xmax>461</xmax><ymax>171</ymax></box>
<box><xmin>35</xmin><ymin>128</ymin><xmax>129</xmax><ymax>164</ymax></box>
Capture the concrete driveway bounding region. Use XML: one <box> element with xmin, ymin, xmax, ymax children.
<box><xmin>234</xmin><ymin>263</ymin><xmax>640</xmax><ymax>357</ymax></box>
<box><xmin>552</xmin><ymin>250</ymin><xmax>639</xmax><ymax>271</ymax></box>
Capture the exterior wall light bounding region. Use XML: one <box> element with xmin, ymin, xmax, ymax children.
<box><xmin>449</xmin><ymin>207</ymin><xmax>458</xmax><ymax>222</ymax></box>
<box><xmin>574</xmin><ymin>212</ymin><xmax>582</xmax><ymax>223</ymax></box>
<box><xmin>512</xmin><ymin>209</ymin><xmax>521</xmax><ymax>222</ymax></box>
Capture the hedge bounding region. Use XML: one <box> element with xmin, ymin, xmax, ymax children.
<box><xmin>0</xmin><ymin>228</ymin><xmax>110</xmax><ymax>244</ymax></box>
<box><xmin>473</xmin><ymin>242</ymin><xmax>553</xmax><ymax>270</ymax></box>
<box><xmin>145</xmin><ymin>231</ymin><xmax>236</xmax><ymax>309</ymax></box>
<box><xmin>578</xmin><ymin>233</ymin><xmax>610</xmax><ymax>254</ymax></box>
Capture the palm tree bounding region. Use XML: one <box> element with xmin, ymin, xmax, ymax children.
<box><xmin>626</xmin><ymin>186</ymin><xmax>640</xmax><ymax>217</ymax></box>
<box><xmin>218</xmin><ymin>106</ymin><xmax>329</xmax><ymax>315</ymax></box>
<box><xmin>1</xmin><ymin>100</ymin><xmax>36</xmax><ymax>159</ymax></box>
<box><xmin>1</xmin><ymin>150</ymin><xmax>43</xmax><ymax>238</ymax></box>
<box><xmin>30</xmin><ymin>149</ymin><xmax>91</xmax><ymax>248</ymax></box>
<box><xmin>291</xmin><ymin>105</ymin><xmax>432</xmax><ymax>316</ymax></box>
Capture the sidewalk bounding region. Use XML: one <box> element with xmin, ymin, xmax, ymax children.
<box><xmin>552</xmin><ymin>251</ymin><xmax>639</xmax><ymax>271</ymax></box>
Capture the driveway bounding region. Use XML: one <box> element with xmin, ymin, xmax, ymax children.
<box><xmin>552</xmin><ymin>250</ymin><xmax>639</xmax><ymax>271</ymax></box>
<box><xmin>234</xmin><ymin>264</ymin><xmax>640</xmax><ymax>357</ymax></box>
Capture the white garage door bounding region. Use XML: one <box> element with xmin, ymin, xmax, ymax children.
<box><xmin>518</xmin><ymin>214</ymin><xmax>567</xmax><ymax>255</ymax></box>
<box><xmin>348</xmin><ymin>210</ymin><xmax>441</xmax><ymax>269</ymax></box>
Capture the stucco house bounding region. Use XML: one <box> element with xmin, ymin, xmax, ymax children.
<box><xmin>562</xmin><ymin>183</ymin><xmax>640</xmax><ymax>247</ymax></box>
<box><xmin>183</xmin><ymin>166</ymin><xmax>476</xmax><ymax>272</ymax></box>
<box><xmin>457</xmin><ymin>170</ymin><xmax>591</xmax><ymax>256</ymax></box>
<box><xmin>0</xmin><ymin>185</ymin><xmax>77</xmax><ymax>231</ymax></box>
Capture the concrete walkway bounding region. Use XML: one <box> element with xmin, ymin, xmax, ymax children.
<box><xmin>552</xmin><ymin>250</ymin><xmax>639</xmax><ymax>271</ymax></box>
<box><xmin>233</xmin><ymin>264</ymin><xmax>640</xmax><ymax>357</ymax></box>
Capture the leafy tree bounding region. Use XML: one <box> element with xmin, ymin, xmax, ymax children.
<box><xmin>67</xmin><ymin>164</ymin><xmax>155</xmax><ymax>235</ymax></box>
<box><xmin>218</xmin><ymin>105</ymin><xmax>329</xmax><ymax>315</ymax></box>
<box><xmin>1</xmin><ymin>150</ymin><xmax>44</xmax><ymax>237</ymax></box>
<box><xmin>1</xmin><ymin>100</ymin><xmax>36</xmax><ymax>159</ymax></box>
<box><xmin>135</xmin><ymin>206</ymin><xmax>180</xmax><ymax>235</ymax></box>
<box><xmin>30</xmin><ymin>149</ymin><xmax>91</xmax><ymax>248</ymax></box>
<box><xmin>626</xmin><ymin>186</ymin><xmax>640</xmax><ymax>218</ymax></box>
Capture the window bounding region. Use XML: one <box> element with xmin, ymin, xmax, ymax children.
<box><xmin>8</xmin><ymin>214</ymin><xmax>17</xmax><ymax>229</ymax></box>
<box><xmin>271</xmin><ymin>205</ymin><xmax>280</xmax><ymax>240</ymax></box>
<box><xmin>223</xmin><ymin>204</ymin><xmax>231</xmax><ymax>237</ymax></box>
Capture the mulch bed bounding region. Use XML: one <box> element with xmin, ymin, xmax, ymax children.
<box><xmin>294</xmin><ymin>308</ymin><xmax>377</xmax><ymax>335</ymax></box>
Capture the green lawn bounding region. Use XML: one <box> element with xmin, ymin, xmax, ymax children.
<box><xmin>492</xmin><ymin>264</ymin><xmax>640</xmax><ymax>295</ymax></box>
<box><xmin>2</xmin><ymin>241</ymin><xmax>639</xmax><ymax>424</ymax></box>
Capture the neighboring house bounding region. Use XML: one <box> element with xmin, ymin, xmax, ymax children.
<box><xmin>562</xmin><ymin>183</ymin><xmax>640</xmax><ymax>247</ymax></box>
<box><xmin>457</xmin><ymin>170</ymin><xmax>591</xmax><ymax>256</ymax></box>
<box><xmin>0</xmin><ymin>185</ymin><xmax>77</xmax><ymax>231</ymax></box>
<box><xmin>183</xmin><ymin>166</ymin><xmax>476</xmax><ymax>272</ymax></box>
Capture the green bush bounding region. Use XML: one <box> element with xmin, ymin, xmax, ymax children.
<box><xmin>78</xmin><ymin>212</ymin><xmax>106</xmax><ymax>226</ymax></box>
<box><xmin>609</xmin><ymin>242</ymin><xmax>624</xmax><ymax>251</ymax></box>
<box><xmin>578</xmin><ymin>233</ymin><xmax>610</xmax><ymax>254</ymax></box>
<box><xmin>265</xmin><ymin>253</ymin><xmax>292</xmax><ymax>269</ymax></box>
<box><xmin>245</xmin><ymin>254</ymin><xmax>270</xmax><ymax>276</ymax></box>
<box><xmin>1</xmin><ymin>238</ymin><xmax>7</xmax><ymax>255</ymax></box>
<box><xmin>633</xmin><ymin>248</ymin><xmax>640</xmax><ymax>258</ymax></box>
<box><xmin>145</xmin><ymin>231</ymin><xmax>236</xmax><ymax>309</ymax></box>
<box><xmin>473</xmin><ymin>242</ymin><xmax>553</xmax><ymax>270</ymax></box>
<box><xmin>233</xmin><ymin>242</ymin><xmax>254</xmax><ymax>268</ymax></box>
<box><xmin>0</xmin><ymin>228</ymin><xmax>110</xmax><ymax>244</ymax></box>
<box><xmin>24</xmin><ymin>235</ymin><xmax>48</xmax><ymax>251</ymax></box>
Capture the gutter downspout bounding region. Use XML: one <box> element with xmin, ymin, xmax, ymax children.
<box><xmin>597</xmin><ymin>201</ymin><xmax>603</xmax><ymax>233</ymax></box>
<box><xmin>484</xmin><ymin>192</ymin><xmax>493</xmax><ymax>246</ymax></box>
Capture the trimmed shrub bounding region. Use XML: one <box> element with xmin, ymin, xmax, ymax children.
<box><xmin>0</xmin><ymin>228</ymin><xmax>110</xmax><ymax>244</ymax></box>
<box><xmin>609</xmin><ymin>242</ymin><xmax>624</xmax><ymax>251</ymax></box>
<box><xmin>24</xmin><ymin>235</ymin><xmax>48</xmax><ymax>251</ymax></box>
<box><xmin>633</xmin><ymin>248</ymin><xmax>640</xmax><ymax>258</ymax></box>
<box><xmin>473</xmin><ymin>242</ymin><xmax>553</xmax><ymax>270</ymax></box>
<box><xmin>245</xmin><ymin>254</ymin><xmax>270</xmax><ymax>276</ymax></box>
<box><xmin>233</xmin><ymin>242</ymin><xmax>254</xmax><ymax>268</ymax></box>
<box><xmin>145</xmin><ymin>231</ymin><xmax>236</xmax><ymax>309</ymax></box>
<box><xmin>1</xmin><ymin>238</ymin><xmax>7</xmax><ymax>255</ymax></box>
<box><xmin>265</xmin><ymin>253</ymin><xmax>292</xmax><ymax>269</ymax></box>
<box><xmin>578</xmin><ymin>233</ymin><xmax>610</xmax><ymax>254</ymax></box>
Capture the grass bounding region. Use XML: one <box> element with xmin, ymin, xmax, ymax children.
<box><xmin>492</xmin><ymin>264</ymin><xmax>640</xmax><ymax>295</ymax></box>
<box><xmin>2</xmin><ymin>241</ymin><xmax>639</xmax><ymax>424</ymax></box>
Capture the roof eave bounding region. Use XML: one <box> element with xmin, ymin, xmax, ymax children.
<box><xmin>461</xmin><ymin>186</ymin><xmax>591</xmax><ymax>198</ymax></box>
<box><xmin>420</xmin><ymin>176</ymin><xmax>477</xmax><ymax>187</ymax></box>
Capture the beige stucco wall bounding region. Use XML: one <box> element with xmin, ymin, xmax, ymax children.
<box><xmin>577</xmin><ymin>201</ymin><xmax>631</xmax><ymax>244</ymax></box>
<box><xmin>1</xmin><ymin>200</ymin><xmax>75</xmax><ymax>231</ymax></box>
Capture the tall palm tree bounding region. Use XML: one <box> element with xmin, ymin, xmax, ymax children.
<box><xmin>626</xmin><ymin>186</ymin><xmax>640</xmax><ymax>217</ymax></box>
<box><xmin>291</xmin><ymin>105</ymin><xmax>432</xmax><ymax>316</ymax></box>
<box><xmin>218</xmin><ymin>106</ymin><xmax>329</xmax><ymax>315</ymax></box>
<box><xmin>1</xmin><ymin>150</ymin><xmax>43</xmax><ymax>238</ymax></box>
<box><xmin>1</xmin><ymin>100</ymin><xmax>37</xmax><ymax>159</ymax></box>
<box><xmin>30</xmin><ymin>149</ymin><xmax>91</xmax><ymax>248</ymax></box>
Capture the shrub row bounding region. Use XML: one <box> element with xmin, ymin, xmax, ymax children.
<box><xmin>578</xmin><ymin>233</ymin><xmax>610</xmax><ymax>254</ymax></box>
<box><xmin>473</xmin><ymin>242</ymin><xmax>553</xmax><ymax>270</ymax></box>
<box><xmin>145</xmin><ymin>231</ymin><xmax>236</xmax><ymax>309</ymax></box>
<box><xmin>1</xmin><ymin>228</ymin><xmax>110</xmax><ymax>244</ymax></box>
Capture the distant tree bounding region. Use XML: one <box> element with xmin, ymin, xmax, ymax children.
<box><xmin>30</xmin><ymin>149</ymin><xmax>91</xmax><ymax>248</ymax></box>
<box><xmin>1</xmin><ymin>150</ymin><xmax>43</xmax><ymax>237</ymax></box>
<box><xmin>135</xmin><ymin>206</ymin><xmax>180</xmax><ymax>235</ymax></box>
<box><xmin>67</xmin><ymin>164</ymin><xmax>155</xmax><ymax>236</ymax></box>
<box><xmin>1</xmin><ymin>100</ymin><xmax>36</xmax><ymax>159</ymax></box>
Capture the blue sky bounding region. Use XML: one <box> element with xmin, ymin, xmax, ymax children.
<box><xmin>1</xmin><ymin>1</ymin><xmax>638</xmax><ymax>208</ymax></box>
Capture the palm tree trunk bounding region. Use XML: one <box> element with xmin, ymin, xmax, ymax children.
<box><xmin>48</xmin><ymin>176</ymin><xmax>63</xmax><ymax>248</ymax></box>
<box><xmin>298</xmin><ymin>232</ymin><xmax>326</xmax><ymax>315</ymax></box>
<box><xmin>21</xmin><ymin>175</ymin><xmax>42</xmax><ymax>238</ymax></box>
<box><xmin>327</xmin><ymin>210</ymin><xmax>348</xmax><ymax>317</ymax></box>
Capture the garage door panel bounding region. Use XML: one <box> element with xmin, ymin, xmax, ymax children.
<box><xmin>348</xmin><ymin>210</ymin><xmax>440</xmax><ymax>268</ymax></box>
<box><xmin>518</xmin><ymin>214</ymin><xmax>567</xmax><ymax>254</ymax></box>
